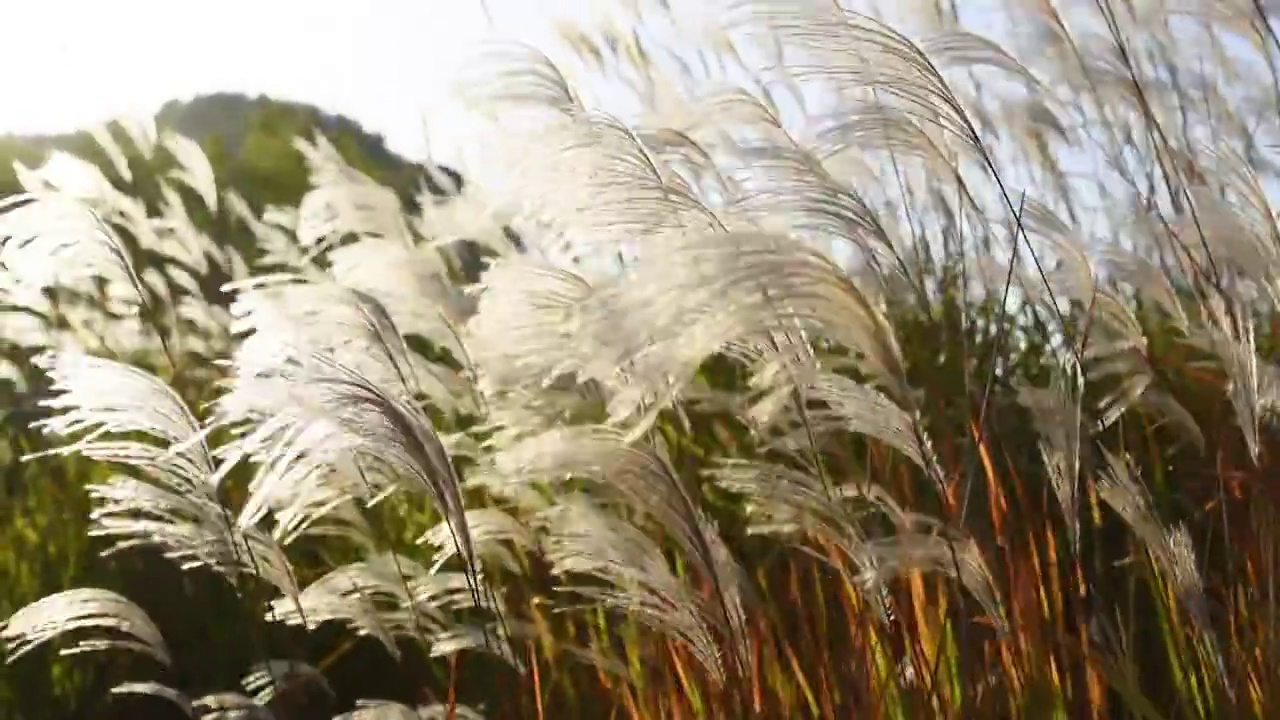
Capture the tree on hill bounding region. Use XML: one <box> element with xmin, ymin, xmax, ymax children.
<box><xmin>0</xmin><ymin>92</ymin><xmax>455</xmax><ymax>207</ymax></box>
<box><xmin>0</xmin><ymin>93</ymin><xmax>485</xmax><ymax>279</ymax></box>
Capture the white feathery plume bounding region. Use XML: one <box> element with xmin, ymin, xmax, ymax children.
<box><xmin>111</xmin><ymin>682</ymin><xmax>195</xmax><ymax>718</ymax></box>
<box><xmin>116</xmin><ymin>114</ymin><xmax>159</xmax><ymax>159</ymax></box>
<box><xmin>538</xmin><ymin>497</ymin><xmax>735</xmax><ymax>682</ymax></box>
<box><xmin>326</xmin><ymin>237</ymin><xmax>475</xmax><ymax>362</ymax></box>
<box><xmin>0</xmin><ymin>192</ymin><xmax>143</xmax><ymax>312</ymax></box>
<box><xmin>919</xmin><ymin>29</ymin><xmax>1041</xmax><ymax>87</ymax></box>
<box><xmin>224</xmin><ymin>190</ymin><xmax>318</xmax><ymax>276</ymax></box>
<box><xmin>578</xmin><ymin>230</ymin><xmax>907</xmax><ymax>425</ymax></box>
<box><xmin>706</xmin><ymin>456</ymin><xmax>908</xmax><ymax>623</ymax></box>
<box><xmin>448</xmin><ymin>41</ymin><xmax>580</xmax><ymax>118</ymax></box>
<box><xmin>464</xmin><ymin>254</ymin><xmax>596</xmax><ymax>396</ymax></box>
<box><xmin>295</xmin><ymin>180</ymin><xmax>411</xmax><ymax>256</ymax></box>
<box><xmin>148</xmin><ymin>181</ymin><xmax>224</xmax><ymax>276</ymax></box>
<box><xmin>1103</xmin><ymin>249</ymin><xmax>1189</xmax><ymax>331</ymax></box>
<box><xmin>800</xmin><ymin>371</ymin><xmax>944</xmax><ymax>485</ymax></box>
<box><xmin>1018</xmin><ymin>356</ymin><xmax>1086</xmax><ymax>550</ymax></box>
<box><xmin>1</xmin><ymin>588</ymin><xmax>170</xmax><ymax>666</ymax></box>
<box><xmin>487</xmin><ymin>425</ymin><xmax>751</xmax><ymax>675</ymax></box>
<box><xmin>87</xmin><ymin>473</ymin><xmax>301</xmax><ymax>601</ymax></box>
<box><xmin>1095</xmin><ymin>448</ymin><xmax>1166</xmax><ymax>558</ymax></box>
<box><xmin>857</xmin><ymin>529</ymin><xmax>1008</xmax><ymax>636</ymax></box>
<box><xmin>707</xmin><ymin>457</ymin><xmax>907</xmax><ymax>550</ymax></box>
<box><xmin>419</xmin><ymin>507</ymin><xmax>534</xmax><ymax>574</ymax></box>
<box><xmin>1096</xmin><ymin>450</ymin><xmax>1213</xmax><ymax>634</ymax></box>
<box><xmin>712</xmin><ymin>1</ymin><xmax>985</xmax><ymax>148</ymax></box>
<box><xmin>88</xmin><ymin>123</ymin><xmax>135</xmax><ymax>183</ymax></box>
<box><xmin>716</xmin><ymin>131</ymin><xmax>903</xmax><ymax>274</ymax></box>
<box><xmin>414</xmin><ymin>186</ymin><xmax>513</xmax><ymax>259</ymax></box>
<box><xmin>192</xmin><ymin>692</ymin><xmax>274</xmax><ymax>720</ymax></box>
<box><xmin>450</xmin><ymin>64</ymin><xmax>719</xmax><ymax>259</ymax></box>
<box><xmin>628</xmin><ymin>123</ymin><xmax>732</xmax><ymax>208</ymax></box>
<box><xmin>1192</xmin><ymin>294</ymin><xmax>1275</xmax><ymax>464</ymax></box>
<box><xmin>292</xmin><ymin>133</ymin><xmax>412</xmax><ymax>254</ymax></box>
<box><xmin>241</xmin><ymin>659</ymin><xmax>333</xmax><ymax>705</ymax></box>
<box><xmin>28</xmin><ymin>351</ymin><xmax>210</xmax><ymax>485</ymax></box>
<box><xmin>336</xmin><ymin>700</ymin><xmax>486</xmax><ymax>720</ymax></box>
<box><xmin>162</xmin><ymin>131</ymin><xmax>219</xmax><ymax>212</ymax></box>
<box><xmin>13</xmin><ymin>151</ymin><xmax>122</xmax><ymax>208</ymax></box>
<box><xmin>666</xmin><ymin>87</ymin><xmax>789</xmax><ymax>150</ymax></box>
<box><xmin>294</xmin><ymin>132</ymin><xmax>381</xmax><ymax>190</ymax></box>
<box><xmin>218</xmin><ymin>275</ymin><xmax>438</xmax><ymax>415</ymax></box>
<box><xmin>268</xmin><ymin>554</ymin><xmax>504</xmax><ymax>663</ymax></box>
<box><xmin>1016</xmin><ymin>197</ymin><xmax>1095</xmax><ymax>307</ymax></box>
<box><xmin>28</xmin><ymin>351</ymin><xmax>301</xmax><ymax>600</ymax></box>
<box><xmin>219</xmin><ymin>340</ymin><xmax>486</xmax><ymax>626</ymax></box>
<box><xmin>808</xmin><ymin>100</ymin><xmax>961</xmax><ymax>179</ymax></box>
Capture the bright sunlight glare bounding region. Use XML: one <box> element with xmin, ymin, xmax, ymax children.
<box><xmin>0</xmin><ymin>0</ymin><xmax>526</xmax><ymax>160</ymax></box>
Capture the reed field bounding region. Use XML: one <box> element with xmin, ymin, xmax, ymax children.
<box><xmin>4</xmin><ymin>0</ymin><xmax>1280</xmax><ymax>717</ymax></box>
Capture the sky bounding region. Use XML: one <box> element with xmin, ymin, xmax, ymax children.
<box><xmin>1</xmin><ymin>0</ymin><xmax>515</xmax><ymax>161</ymax></box>
<box><xmin>3</xmin><ymin>0</ymin><xmax>1021</xmax><ymax>164</ymax></box>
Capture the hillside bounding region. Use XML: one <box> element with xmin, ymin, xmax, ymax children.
<box><xmin>0</xmin><ymin>92</ymin><xmax>460</xmax><ymax>206</ymax></box>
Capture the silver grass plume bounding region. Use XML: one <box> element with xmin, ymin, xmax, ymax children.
<box><xmin>267</xmin><ymin>554</ymin><xmax>510</xmax><ymax>665</ymax></box>
<box><xmin>224</xmin><ymin>329</ymin><xmax>499</xmax><ymax>655</ymax></box>
<box><xmin>801</xmin><ymin>370</ymin><xmax>945</xmax><ymax>488</ymax></box>
<box><xmin>13</xmin><ymin>150</ymin><xmax>125</xmax><ymax>210</ymax></box>
<box><xmin>1191</xmin><ymin>293</ymin><xmax>1280</xmax><ymax>465</ymax></box>
<box><xmin>326</xmin><ymin>237</ymin><xmax>476</xmax><ymax>363</ymax></box>
<box><xmin>116</xmin><ymin>114</ymin><xmax>159</xmax><ymax>160</ymax></box>
<box><xmin>1096</xmin><ymin>449</ymin><xmax>1222</xmax><ymax>677</ymax></box>
<box><xmin>857</xmin><ymin>528</ymin><xmax>1008</xmax><ymax>637</ymax></box>
<box><xmin>253</xmin><ymin>355</ymin><xmax>479</xmax><ymax>578</ymax></box>
<box><xmin>538</xmin><ymin>497</ymin><xmax>737</xmax><ymax>683</ymax></box>
<box><xmin>241</xmin><ymin>659</ymin><xmax>333</xmax><ymax>705</ymax></box>
<box><xmin>1095</xmin><ymin>449</ymin><xmax>1211</xmax><ymax>624</ymax></box>
<box><xmin>1103</xmin><ymin>248</ymin><xmax>1189</xmax><ymax>331</ymax></box>
<box><xmin>418</xmin><ymin>507</ymin><xmax>535</xmax><ymax>575</ymax></box>
<box><xmin>707</xmin><ymin>457</ymin><xmax>903</xmax><ymax>622</ymax></box>
<box><xmin>219</xmin><ymin>274</ymin><xmax>469</xmax><ymax>419</ymax></box>
<box><xmin>161</xmin><ymin>130</ymin><xmax>219</xmax><ymax>212</ymax></box>
<box><xmin>115</xmin><ymin>687</ymin><xmax>276</xmax><ymax>720</ymax></box>
<box><xmin>0</xmin><ymin>192</ymin><xmax>143</xmax><ymax>312</ymax></box>
<box><xmin>580</xmin><ymin>230</ymin><xmax>908</xmax><ymax>425</ymax></box>
<box><xmin>464</xmin><ymin>254</ymin><xmax>596</xmax><ymax>396</ymax></box>
<box><xmin>111</xmin><ymin>682</ymin><xmax>196</xmax><ymax>718</ymax></box>
<box><xmin>1</xmin><ymin>588</ymin><xmax>170</xmax><ymax>666</ymax></box>
<box><xmin>88</xmin><ymin>122</ymin><xmax>134</xmax><ymax>184</ymax></box>
<box><xmin>30</xmin><ymin>351</ymin><xmax>204</xmax><ymax>454</ymax></box>
<box><xmin>717</xmin><ymin>132</ymin><xmax>913</xmax><ymax>289</ymax></box>
<box><xmin>224</xmin><ymin>190</ymin><xmax>318</xmax><ymax>275</ymax></box>
<box><xmin>1018</xmin><ymin>355</ymin><xmax>1086</xmax><ymax>551</ymax></box>
<box><xmin>221</xmin><ymin>275</ymin><xmax>420</xmax><ymax>398</ymax></box>
<box><xmin>486</xmin><ymin>424</ymin><xmax>751</xmax><ymax>678</ymax></box>
<box><xmin>192</xmin><ymin>692</ymin><xmax>274</xmax><ymax>720</ymax></box>
<box><xmin>447</xmin><ymin>48</ymin><xmax>718</xmax><ymax>259</ymax></box>
<box><xmin>448</xmin><ymin>41</ymin><xmax>579</xmax><ymax>117</ymax></box>
<box><xmin>215</xmin><ymin>277</ymin><xmax>456</xmax><ymax>540</ymax></box>
<box><xmin>713</xmin><ymin>1</ymin><xmax>999</xmax><ymax>151</ymax></box>
<box><xmin>87</xmin><ymin>474</ymin><xmax>300</xmax><ymax>601</ymax></box>
<box><xmin>295</xmin><ymin>176</ymin><xmax>411</xmax><ymax>259</ymax></box>
<box><xmin>27</xmin><ymin>351</ymin><xmax>301</xmax><ymax>601</ymax></box>
<box><xmin>709</xmin><ymin>458</ymin><xmax>908</xmax><ymax>545</ymax></box>
<box><xmin>335</xmin><ymin>700</ymin><xmax>485</xmax><ymax>720</ymax></box>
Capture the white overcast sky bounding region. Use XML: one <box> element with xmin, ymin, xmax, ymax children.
<box><xmin>0</xmin><ymin>0</ymin><xmax>523</xmax><ymax>161</ymax></box>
